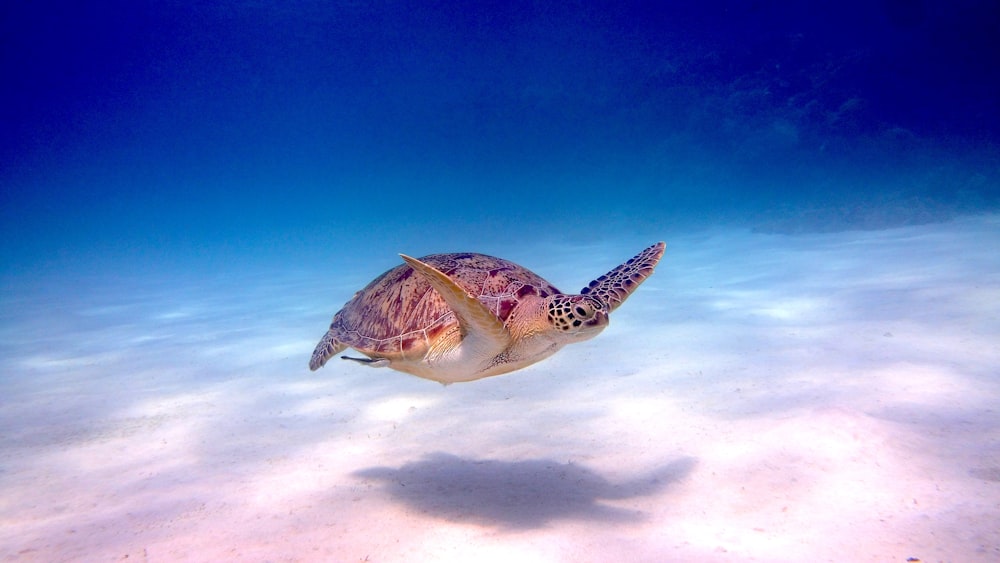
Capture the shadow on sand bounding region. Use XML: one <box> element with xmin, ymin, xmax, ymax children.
<box><xmin>353</xmin><ymin>452</ymin><xmax>697</xmax><ymax>529</ymax></box>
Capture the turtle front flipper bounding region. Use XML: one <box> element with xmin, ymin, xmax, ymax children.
<box><xmin>580</xmin><ymin>242</ymin><xmax>665</xmax><ymax>312</ymax></box>
<box><xmin>400</xmin><ymin>254</ymin><xmax>511</xmax><ymax>359</ymax></box>
<box><xmin>309</xmin><ymin>329</ymin><xmax>348</xmax><ymax>371</ymax></box>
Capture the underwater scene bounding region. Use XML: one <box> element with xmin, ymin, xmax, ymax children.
<box><xmin>2</xmin><ymin>1</ymin><xmax>999</xmax><ymax>561</ymax></box>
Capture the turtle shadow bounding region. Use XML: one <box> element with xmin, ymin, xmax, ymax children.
<box><xmin>352</xmin><ymin>452</ymin><xmax>697</xmax><ymax>529</ymax></box>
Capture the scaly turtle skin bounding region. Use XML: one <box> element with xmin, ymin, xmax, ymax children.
<box><xmin>309</xmin><ymin>242</ymin><xmax>665</xmax><ymax>383</ymax></box>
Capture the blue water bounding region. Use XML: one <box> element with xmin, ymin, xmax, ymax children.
<box><xmin>3</xmin><ymin>1</ymin><xmax>998</xmax><ymax>274</ymax></box>
<box><xmin>2</xmin><ymin>2</ymin><xmax>1000</xmax><ymax>560</ymax></box>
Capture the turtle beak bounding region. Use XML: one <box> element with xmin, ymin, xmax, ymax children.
<box><xmin>580</xmin><ymin>309</ymin><xmax>609</xmax><ymax>338</ymax></box>
<box><xmin>591</xmin><ymin>310</ymin><xmax>609</xmax><ymax>327</ymax></box>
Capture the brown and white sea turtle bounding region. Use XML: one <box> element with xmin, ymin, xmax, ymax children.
<box><xmin>309</xmin><ymin>242</ymin><xmax>665</xmax><ymax>384</ymax></box>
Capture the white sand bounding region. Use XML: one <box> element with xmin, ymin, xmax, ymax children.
<box><xmin>1</xmin><ymin>214</ymin><xmax>999</xmax><ymax>562</ymax></box>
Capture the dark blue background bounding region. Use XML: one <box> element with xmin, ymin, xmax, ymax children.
<box><xmin>2</xmin><ymin>1</ymin><xmax>998</xmax><ymax>269</ymax></box>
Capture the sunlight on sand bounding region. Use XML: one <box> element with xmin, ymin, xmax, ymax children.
<box><xmin>2</xmin><ymin>214</ymin><xmax>998</xmax><ymax>561</ymax></box>
<box><xmin>366</xmin><ymin>395</ymin><xmax>443</xmax><ymax>422</ymax></box>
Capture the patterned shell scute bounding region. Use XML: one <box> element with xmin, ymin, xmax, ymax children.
<box><xmin>331</xmin><ymin>253</ymin><xmax>561</xmax><ymax>357</ymax></box>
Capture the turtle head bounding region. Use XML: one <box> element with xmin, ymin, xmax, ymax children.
<box><xmin>545</xmin><ymin>294</ymin><xmax>609</xmax><ymax>341</ymax></box>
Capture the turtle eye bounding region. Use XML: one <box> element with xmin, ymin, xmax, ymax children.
<box><xmin>547</xmin><ymin>297</ymin><xmax>606</xmax><ymax>332</ymax></box>
<box><xmin>574</xmin><ymin>304</ymin><xmax>592</xmax><ymax>319</ymax></box>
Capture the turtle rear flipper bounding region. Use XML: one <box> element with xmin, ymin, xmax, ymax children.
<box><xmin>309</xmin><ymin>329</ymin><xmax>347</xmax><ymax>371</ymax></box>
<box><xmin>580</xmin><ymin>242</ymin><xmax>665</xmax><ymax>312</ymax></box>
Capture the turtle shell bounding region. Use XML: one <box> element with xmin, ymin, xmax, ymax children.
<box><xmin>328</xmin><ymin>253</ymin><xmax>561</xmax><ymax>360</ymax></box>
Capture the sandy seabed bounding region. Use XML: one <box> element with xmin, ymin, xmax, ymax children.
<box><xmin>1</xmin><ymin>214</ymin><xmax>998</xmax><ymax>562</ymax></box>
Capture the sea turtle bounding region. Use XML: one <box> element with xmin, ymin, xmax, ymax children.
<box><xmin>309</xmin><ymin>242</ymin><xmax>665</xmax><ymax>384</ymax></box>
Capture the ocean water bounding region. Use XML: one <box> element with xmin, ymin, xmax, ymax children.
<box><xmin>2</xmin><ymin>2</ymin><xmax>999</xmax><ymax>561</ymax></box>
